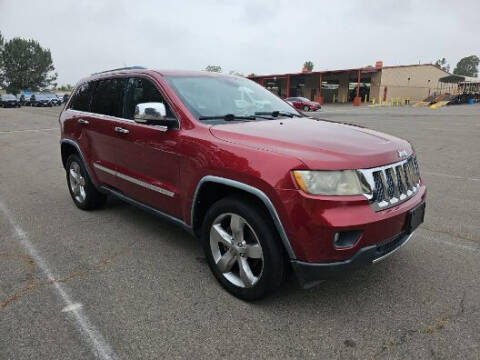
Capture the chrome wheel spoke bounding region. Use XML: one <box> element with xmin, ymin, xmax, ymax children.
<box><xmin>230</xmin><ymin>214</ymin><xmax>244</xmax><ymax>242</ymax></box>
<box><xmin>216</xmin><ymin>249</ymin><xmax>237</xmax><ymax>273</ymax></box>
<box><xmin>238</xmin><ymin>257</ymin><xmax>256</xmax><ymax>288</ymax></box>
<box><xmin>211</xmin><ymin>224</ymin><xmax>233</xmax><ymax>247</ymax></box>
<box><xmin>69</xmin><ymin>168</ymin><xmax>79</xmax><ymax>181</ymax></box>
<box><xmin>78</xmin><ymin>186</ymin><xmax>86</xmax><ymax>201</ymax></box>
<box><xmin>246</xmin><ymin>244</ymin><xmax>263</xmax><ymax>259</ymax></box>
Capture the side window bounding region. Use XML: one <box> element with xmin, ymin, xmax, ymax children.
<box><xmin>124</xmin><ymin>77</ymin><xmax>175</xmax><ymax>120</ymax></box>
<box><xmin>91</xmin><ymin>78</ymin><xmax>127</xmax><ymax>117</ymax></box>
<box><xmin>69</xmin><ymin>82</ymin><xmax>93</xmax><ymax>112</ymax></box>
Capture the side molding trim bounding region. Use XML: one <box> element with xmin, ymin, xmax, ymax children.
<box><xmin>191</xmin><ymin>175</ymin><xmax>296</xmax><ymax>259</ymax></box>
<box><xmin>94</xmin><ymin>163</ymin><xmax>175</xmax><ymax>198</ymax></box>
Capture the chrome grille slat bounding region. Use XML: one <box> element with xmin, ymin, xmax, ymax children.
<box><xmin>359</xmin><ymin>155</ymin><xmax>421</xmax><ymax>211</ymax></box>
<box><xmin>395</xmin><ymin>165</ymin><xmax>406</xmax><ymax>195</ymax></box>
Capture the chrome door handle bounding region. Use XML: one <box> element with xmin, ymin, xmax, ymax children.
<box><xmin>114</xmin><ymin>127</ymin><xmax>129</xmax><ymax>134</ymax></box>
<box><xmin>78</xmin><ymin>119</ymin><xmax>89</xmax><ymax>125</ymax></box>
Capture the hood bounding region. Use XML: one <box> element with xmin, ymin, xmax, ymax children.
<box><xmin>209</xmin><ymin>118</ymin><xmax>412</xmax><ymax>170</ymax></box>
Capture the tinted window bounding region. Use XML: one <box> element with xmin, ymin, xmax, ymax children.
<box><xmin>91</xmin><ymin>78</ymin><xmax>127</xmax><ymax>117</ymax></box>
<box><xmin>69</xmin><ymin>82</ymin><xmax>93</xmax><ymax>112</ymax></box>
<box><xmin>124</xmin><ymin>77</ymin><xmax>174</xmax><ymax>120</ymax></box>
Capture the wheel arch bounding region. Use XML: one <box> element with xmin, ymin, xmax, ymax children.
<box><xmin>191</xmin><ymin>176</ymin><xmax>296</xmax><ymax>259</ymax></box>
<box><xmin>60</xmin><ymin>139</ymin><xmax>97</xmax><ymax>186</ymax></box>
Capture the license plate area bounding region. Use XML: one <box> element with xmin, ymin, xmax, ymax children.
<box><xmin>407</xmin><ymin>201</ymin><xmax>425</xmax><ymax>234</ymax></box>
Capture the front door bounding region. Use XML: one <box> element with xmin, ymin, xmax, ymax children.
<box><xmin>112</xmin><ymin>77</ymin><xmax>182</xmax><ymax>218</ymax></box>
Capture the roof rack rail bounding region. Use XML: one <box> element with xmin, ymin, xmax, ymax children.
<box><xmin>91</xmin><ymin>66</ymin><xmax>146</xmax><ymax>75</ymax></box>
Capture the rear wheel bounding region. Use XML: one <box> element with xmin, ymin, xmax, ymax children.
<box><xmin>202</xmin><ymin>197</ymin><xmax>285</xmax><ymax>300</ymax></box>
<box><xmin>66</xmin><ymin>154</ymin><xmax>106</xmax><ymax>210</ymax></box>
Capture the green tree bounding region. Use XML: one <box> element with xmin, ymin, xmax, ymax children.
<box><xmin>228</xmin><ymin>70</ymin><xmax>244</xmax><ymax>76</ymax></box>
<box><xmin>453</xmin><ymin>55</ymin><xmax>479</xmax><ymax>77</ymax></box>
<box><xmin>303</xmin><ymin>61</ymin><xmax>314</xmax><ymax>72</ymax></box>
<box><xmin>0</xmin><ymin>35</ymin><xmax>57</xmax><ymax>93</ymax></box>
<box><xmin>205</xmin><ymin>65</ymin><xmax>222</xmax><ymax>72</ymax></box>
<box><xmin>434</xmin><ymin>58</ymin><xmax>450</xmax><ymax>72</ymax></box>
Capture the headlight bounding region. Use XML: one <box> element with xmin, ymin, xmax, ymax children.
<box><xmin>293</xmin><ymin>170</ymin><xmax>371</xmax><ymax>196</ymax></box>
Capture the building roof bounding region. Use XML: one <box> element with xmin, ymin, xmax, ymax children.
<box><xmin>248</xmin><ymin>63</ymin><xmax>452</xmax><ymax>80</ymax></box>
<box><xmin>248</xmin><ymin>66</ymin><xmax>379</xmax><ymax>79</ymax></box>
<box><xmin>439</xmin><ymin>74</ymin><xmax>479</xmax><ymax>83</ymax></box>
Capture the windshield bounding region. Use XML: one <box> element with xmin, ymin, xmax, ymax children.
<box><xmin>3</xmin><ymin>94</ymin><xmax>17</xmax><ymax>100</ymax></box>
<box><xmin>165</xmin><ymin>75</ymin><xmax>300</xmax><ymax>120</ymax></box>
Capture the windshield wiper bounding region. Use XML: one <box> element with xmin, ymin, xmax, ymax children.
<box><xmin>255</xmin><ymin>111</ymin><xmax>302</xmax><ymax>118</ymax></box>
<box><xmin>199</xmin><ymin>114</ymin><xmax>256</xmax><ymax>121</ymax></box>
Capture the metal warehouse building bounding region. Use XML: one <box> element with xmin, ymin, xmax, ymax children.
<box><xmin>248</xmin><ymin>62</ymin><xmax>451</xmax><ymax>105</ymax></box>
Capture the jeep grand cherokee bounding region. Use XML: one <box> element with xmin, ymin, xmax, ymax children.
<box><xmin>59</xmin><ymin>67</ymin><xmax>426</xmax><ymax>300</ymax></box>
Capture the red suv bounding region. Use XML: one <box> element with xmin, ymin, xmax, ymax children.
<box><xmin>59</xmin><ymin>67</ymin><xmax>426</xmax><ymax>300</ymax></box>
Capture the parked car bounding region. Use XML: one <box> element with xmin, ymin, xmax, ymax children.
<box><xmin>63</xmin><ymin>93</ymin><xmax>70</xmax><ymax>103</ymax></box>
<box><xmin>60</xmin><ymin>68</ymin><xmax>426</xmax><ymax>300</ymax></box>
<box><xmin>56</xmin><ymin>94</ymin><xmax>65</xmax><ymax>104</ymax></box>
<box><xmin>43</xmin><ymin>93</ymin><xmax>62</xmax><ymax>105</ymax></box>
<box><xmin>18</xmin><ymin>93</ymin><xmax>32</xmax><ymax>106</ymax></box>
<box><xmin>0</xmin><ymin>94</ymin><xmax>21</xmax><ymax>108</ymax></box>
<box><xmin>30</xmin><ymin>93</ymin><xmax>53</xmax><ymax>107</ymax></box>
<box><xmin>285</xmin><ymin>97</ymin><xmax>321</xmax><ymax>111</ymax></box>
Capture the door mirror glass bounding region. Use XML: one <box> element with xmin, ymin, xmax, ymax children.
<box><xmin>134</xmin><ymin>102</ymin><xmax>167</xmax><ymax>123</ymax></box>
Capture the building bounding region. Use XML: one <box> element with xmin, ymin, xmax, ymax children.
<box><xmin>248</xmin><ymin>62</ymin><xmax>451</xmax><ymax>105</ymax></box>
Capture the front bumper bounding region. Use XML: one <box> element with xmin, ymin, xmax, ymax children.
<box><xmin>291</xmin><ymin>230</ymin><xmax>415</xmax><ymax>288</ymax></box>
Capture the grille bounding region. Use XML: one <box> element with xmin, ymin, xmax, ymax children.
<box><xmin>360</xmin><ymin>155</ymin><xmax>421</xmax><ymax>211</ymax></box>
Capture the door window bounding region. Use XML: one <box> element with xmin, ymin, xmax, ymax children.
<box><xmin>91</xmin><ymin>78</ymin><xmax>127</xmax><ymax>117</ymax></box>
<box><xmin>69</xmin><ymin>82</ymin><xmax>93</xmax><ymax>112</ymax></box>
<box><xmin>124</xmin><ymin>77</ymin><xmax>174</xmax><ymax>120</ymax></box>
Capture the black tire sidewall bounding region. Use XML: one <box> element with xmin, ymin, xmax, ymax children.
<box><xmin>201</xmin><ymin>197</ymin><xmax>285</xmax><ymax>301</ymax></box>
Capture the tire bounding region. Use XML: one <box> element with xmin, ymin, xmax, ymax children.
<box><xmin>303</xmin><ymin>105</ymin><xmax>310</xmax><ymax>111</ymax></box>
<box><xmin>66</xmin><ymin>154</ymin><xmax>107</xmax><ymax>210</ymax></box>
<box><xmin>201</xmin><ymin>196</ymin><xmax>286</xmax><ymax>301</ymax></box>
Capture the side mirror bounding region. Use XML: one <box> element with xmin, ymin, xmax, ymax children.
<box><xmin>134</xmin><ymin>102</ymin><xmax>178</xmax><ymax>129</ymax></box>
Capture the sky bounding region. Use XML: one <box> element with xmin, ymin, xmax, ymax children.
<box><xmin>1</xmin><ymin>0</ymin><xmax>478</xmax><ymax>86</ymax></box>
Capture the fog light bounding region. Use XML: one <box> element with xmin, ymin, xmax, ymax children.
<box><xmin>333</xmin><ymin>230</ymin><xmax>362</xmax><ymax>248</ymax></box>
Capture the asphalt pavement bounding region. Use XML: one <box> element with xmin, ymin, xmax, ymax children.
<box><xmin>1</xmin><ymin>104</ymin><xmax>479</xmax><ymax>359</ymax></box>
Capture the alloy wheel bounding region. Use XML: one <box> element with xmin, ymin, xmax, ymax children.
<box><xmin>69</xmin><ymin>161</ymin><xmax>87</xmax><ymax>203</ymax></box>
<box><xmin>210</xmin><ymin>213</ymin><xmax>264</xmax><ymax>288</ymax></box>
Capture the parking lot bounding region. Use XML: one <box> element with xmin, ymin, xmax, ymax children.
<box><xmin>1</xmin><ymin>104</ymin><xmax>479</xmax><ymax>359</ymax></box>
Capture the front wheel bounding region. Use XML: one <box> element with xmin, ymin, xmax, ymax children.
<box><xmin>202</xmin><ymin>197</ymin><xmax>286</xmax><ymax>301</ymax></box>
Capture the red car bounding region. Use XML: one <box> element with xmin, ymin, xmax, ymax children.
<box><xmin>285</xmin><ymin>96</ymin><xmax>321</xmax><ymax>111</ymax></box>
<box><xmin>60</xmin><ymin>68</ymin><xmax>426</xmax><ymax>300</ymax></box>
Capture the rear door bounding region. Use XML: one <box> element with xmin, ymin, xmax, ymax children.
<box><xmin>112</xmin><ymin>77</ymin><xmax>182</xmax><ymax>218</ymax></box>
<box><xmin>85</xmin><ymin>78</ymin><xmax>128</xmax><ymax>187</ymax></box>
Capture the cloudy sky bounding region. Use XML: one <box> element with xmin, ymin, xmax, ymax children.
<box><xmin>1</xmin><ymin>0</ymin><xmax>478</xmax><ymax>85</ymax></box>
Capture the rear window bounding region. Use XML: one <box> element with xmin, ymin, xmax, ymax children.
<box><xmin>70</xmin><ymin>82</ymin><xmax>93</xmax><ymax>112</ymax></box>
<box><xmin>91</xmin><ymin>78</ymin><xmax>127</xmax><ymax>118</ymax></box>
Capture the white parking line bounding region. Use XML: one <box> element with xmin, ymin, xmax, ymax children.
<box><xmin>0</xmin><ymin>200</ymin><xmax>118</xmax><ymax>360</ymax></box>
